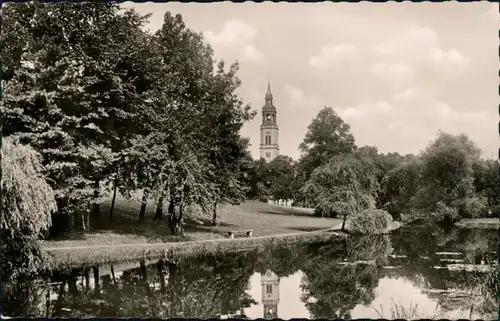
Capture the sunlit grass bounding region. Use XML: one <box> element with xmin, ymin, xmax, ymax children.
<box><xmin>41</xmin><ymin>197</ymin><xmax>341</xmax><ymax>249</ymax></box>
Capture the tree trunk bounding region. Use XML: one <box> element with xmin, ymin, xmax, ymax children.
<box><xmin>167</xmin><ymin>262</ymin><xmax>178</xmax><ymax>312</ymax></box>
<box><xmin>157</xmin><ymin>260</ymin><xmax>166</xmax><ymax>293</ymax></box>
<box><xmin>45</xmin><ymin>280</ymin><xmax>51</xmax><ymax>316</ymax></box>
<box><xmin>67</xmin><ymin>272</ymin><xmax>78</xmax><ymax>296</ymax></box>
<box><xmin>92</xmin><ymin>180</ymin><xmax>100</xmax><ymax>221</ymax></box>
<box><xmin>139</xmin><ymin>189</ymin><xmax>148</xmax><ymax>221</ymax></box>
<box><xmin>81</xmin><ymin>208</ymin><xmax>91</xmax><ymax>232</ymax></box>
<box><xmin>54</xmin><ymin>281</ymin><xmax>66</xmax><ymax>315</ymax></box>
<box><xmin>102</xmin><ymin>276</ymin><xmax>110</xmax><ymax>290</ymax></box>
<box><xmin>109</xmin><ymin>177</ymin><xmax>118</xmax><ymax>220</ymax></box>
<box><xmin>341</xmin><ymin>213</ymin><xmax>347</xmax><ymax>231</ymax></box>
<box><xmin>110</xmin><ymin>264</ymin><xmax>116</xmax><ymax>284</ymax></box>
<box><xmin>84</xmin><ymin>268</ymin><xmax>90</xmax><ymax>292</ymax></box>
<box><xmin>140</xmin><ymin>259</ymin><xmax>149</xmax><ymax>292</ymax></box>
<box><xmin>154</xmin><ymin>195</ymin><xmax>164</xmax><ymax>221</ymax></box>
<box><xmin>85</xmin><ymin>209</ymin><xmax>90</xmax><ymax>231</ymax></box>
<box><xmin>167</xmin><ymin>194</ymin><xmax>175</xmax><ymax>230</ymax></box>
<box><xmin>212</xmin><ymin>202</ymin><xmax>217</xmax><ymax>226</ymax></box>
<box><xmin>170</xmin><ymin>202</ymin><xmax>183</xmax><ymax>235</ymax></box>
<box><xmin>177</xmin><ymin>202</ymin><xmax>184</xmax><ymax>234</ymax></box>
<box><xmin>93</xmin><ymin>266</ymin><xmax>100</xmax><ymax>296</ymax></box>
<box><xmin>140</xmin><ymin>259</ymin><xmax>147</xmax><ymax>282</ymax></box>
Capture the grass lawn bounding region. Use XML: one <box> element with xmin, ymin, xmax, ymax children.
<box><xmin>41</xmin><ymin>196</ymin><xmax>342</xmax><ymax>250</ymax></box>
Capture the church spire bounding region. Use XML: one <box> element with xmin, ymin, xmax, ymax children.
<box><xmin>265</xmin><ymin>79</ymin><xmax>273</xmax><ymax>103</ymax></box>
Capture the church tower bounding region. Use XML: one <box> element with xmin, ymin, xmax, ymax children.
<box><xmin>261</xmin><ymin>269</ymin><xmax>280</xmax><ymax>319</ymax></box>
<box><xmin>259</xmin><ymin>81</ymin><xmax>279</xmax><ymax>162</ymax></box>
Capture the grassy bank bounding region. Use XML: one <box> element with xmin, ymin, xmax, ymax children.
<box><xmin>41</xmin><ymin>197</ymin><xmax>341</xmax><ymax>249</ymax></box>
<box><xmin>454</xmin><ymin>218</ymin><xmax>499</xmax><ymax>229</ymax></box>
<box><xmin>46</xmin><ymin>229</ymin><xmax>346</xmax><ymax>268</ymax></box>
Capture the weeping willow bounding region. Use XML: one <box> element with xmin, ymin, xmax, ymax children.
<box><xmin>1</xmin><ymin>136</ymin><xmax>57</xmax><ymax>280</ymax></box>
<box><xmin>1</xmin><ymin>136</ymin><xmax>56</xmax><ymax>235</ymax></box>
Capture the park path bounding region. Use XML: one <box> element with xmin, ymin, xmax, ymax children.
<box><xmin>43</xmin><ymin>224</ymin><xmax>343</xmax><ymax>252</ymax></box>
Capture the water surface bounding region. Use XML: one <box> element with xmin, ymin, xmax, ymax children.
<box><xmin>2</xmin><ymin>224</ymin><xmax>498</xmax><ymax>319</ymax></box>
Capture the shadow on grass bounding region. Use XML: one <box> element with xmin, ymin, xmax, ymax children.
<box><xmin>45</xmin><ymin>200</ymin><xmax>215</xmax><ymax>244</ymax></box>
<box><xmin>93</xmin><ymin>215</ymin><xmax>181</xmax><ymax>243</ymax></box>
<box><xmin>285</xmin><ymin>226</ymin><xmax>329</xmax><ymax>232</ymax></box>
<box><xmin>259</xmin><ymin>210</ymin><xmax>320</xmax><ymax>218</ymax></box>
<box><xmin>48</xmin><ymin>230</ymin><xmax>88</xmax><ymax>242</ymax></box>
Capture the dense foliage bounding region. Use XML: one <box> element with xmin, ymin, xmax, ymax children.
<box><xmin>344</xmin><ymin>209</ymin><xmax>394</xmax><ymax>235</ymax></box>
<box><xmin>0</xmin><ymin>2</ymin><xmax>257</xmax><ymax>285</ymax></box>
<box><xmin>1</xmin><ymin>3</ymin><xmax>254</xmax><ymax>237</ymax></box>
<box><xmin>1</xmin><ymin>137</ymin><xmax>57</xmax><ymax>280</ymax></box>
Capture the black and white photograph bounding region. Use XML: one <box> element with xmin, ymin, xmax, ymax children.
<box><xmin>1</xmin><ymin>1</ymin><xmax>498</xmax><ymax>319</ymax></box>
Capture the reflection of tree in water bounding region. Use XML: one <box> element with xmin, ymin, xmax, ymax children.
<box><xmin>385</xmin><ymin>225</ymin><xmax>498</xmax><ymax>319</ymax></box>
<box><xmin>345</xmin><ymin>235</ymin><xmax>393</xmax><ymax>263</ymax></box>
<box><xmin>299</xmin><ymin>235</ymin><xmax>393</xmax><ymax>319</ymax></box>
<box><xmin>4</xmin><ymin>236</ymin><xmax>397</xmax><ymax>319</ymax></box>
<box><xmin>390</xmin><ymin>224</ymin><xmax>496</xmax><ymax>264</ymax></box>
<box><xmin>166</xmin><ymin>253</ymin><xmax>258</xmax><ymax>318</ymax></box>
<box><xmin>58</xmin><ymin>254</ymin><xmax>260</xmax><ymax>318</ymax></box>
<box><xmin>2</xmin><ymin>279</ymin><xmax>49</xmax><ymax>317</ymax></box>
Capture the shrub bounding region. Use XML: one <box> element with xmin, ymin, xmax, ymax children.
<box><xmin>431</xmin><ymin>201</ymin><xmax>460</xmax><ymax>223</ymax></box>
<box><xmin>345</xmin><ymin>209</ymin><xmax>395</xmax><ymax>235</ymax></box>
<box><xmin>454</xmin><ymin>196</ymin><xmax>489</xmax><ymax>219</ymax></box>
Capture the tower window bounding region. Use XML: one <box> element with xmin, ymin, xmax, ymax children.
<box><xmin>266</xmin><ymin>284</ymin><xmax>272</xmax><ymax>294</ymax></box>
<box><xmin>265</xmin><ymin>132</ymin><xmax>271</xmax><ymax>145</ymax></box>
<box><xmin>266</xmin><ymin>152</ymin><xmax>271</xmax><ymax>158</ymax></box>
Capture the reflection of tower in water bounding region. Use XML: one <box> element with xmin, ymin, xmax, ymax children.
<box><xmin>261</xmin><ymin>269</ymin><xmax>280</xmax><ymax>319</ymax></box>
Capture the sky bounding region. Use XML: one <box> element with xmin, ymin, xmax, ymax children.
<box><xmin>123</xmin><ymin>2</ymin><xmax>499</xmax><ymax>160</ymax></box>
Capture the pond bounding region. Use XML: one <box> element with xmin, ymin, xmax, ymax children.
<box><xmin>2</xmin><ymin>223</ymin><xmax>498</xmax><ymax>319</ymax></box>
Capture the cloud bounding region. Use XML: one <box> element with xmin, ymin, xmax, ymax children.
<box><xmin>309</xmin><ymin>44</ymin><xmax>360</xmax><ymax>68</ymax></box>
<box><xmin>205</xmin><ymin>19</ymin><xmax>264</xmax><ymax>63</ymax></box>
<box><xmin>372</xmin><ymin>61</ymin><xmax>414</xmax><ymax>86</ymax></box>
<box><xmin>283</xmin><ymin>85</ymin><xmax>321</xmax><ymax>110</ymax></box>
<box><xmin>430</xmin><ymin>48</ymin><xmax>469</xmax><ymax>64</ymax></box>
<box><xmin>340</xmin><ymin>101</ymin><xmax>393</xmax><ymax>121</ymax></box>
<box><xmin>391</xmin><ymin>88</ymin><xmax>416</xmax><ymax>102</ymax></box>
<box><xmin>336</xmin><ymin>97</ymin><xmax>496</xmax><ymax>157</ymax></box>
<box><xmin>242</xmin><ymin>45</ymin><xmax>264</xmax><ymax>62</ymax></box>
<box><xmin>205</xmin><ymin>19</ymin><xmax>256</xmax><ymax>45</ymax></box>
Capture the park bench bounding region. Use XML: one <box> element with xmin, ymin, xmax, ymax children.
<box><xmin>227</xmin><ymin>229</ymin><xmax>253</xmax><ymax>238</ymax></box>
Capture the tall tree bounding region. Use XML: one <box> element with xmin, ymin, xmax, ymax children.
<box><xmin>298</xmin><ymin>106</ymin><xmax>357</xmax><ymax>179</ymax></box>
<box><xmin>381</xmin><ymin>158</ymin><xmax>422</xmax><ymax>216</ymax></box>
<box><xmin>411</xmin><ymin>132</ymin><xmax>486</xmax><ymax>221</ymax></box>
<box><xmin>301</xmin><ymin>154</ymin><xmax>379</xmax><ymax>228</ymax></box>
<box><xmin>137</xmin><ymin>12</ymin><xmax>255</xmax><ymax>232</ymax></box>
<box><xmin>472</xmin><ymin>159</ymin><xmax>499</xmax><ymax>212</ymax></box>
<box><xmin>1</xmin><ymin>3</ymin><xmax>154</xmax><ymax>233</ymax></box>
<box><xmin>267</xmin><ymin>155</ymin><xmax>296</xmax><ymax>203</ymax></box>
<box><xmin>355</xmin><ymin>146</ymin><xmax>411</xmax><ymax>207</ymax></box>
